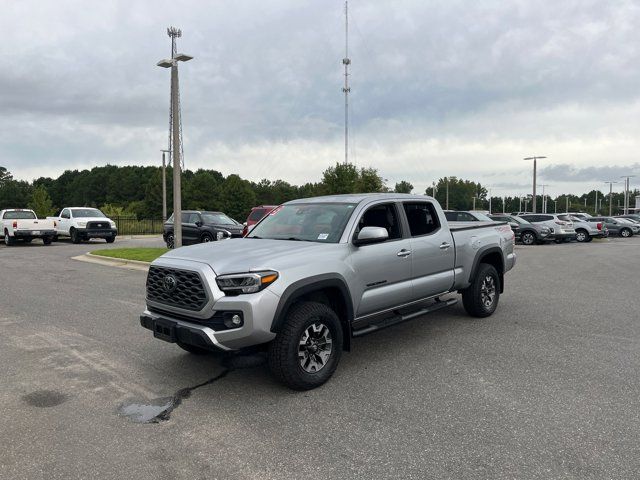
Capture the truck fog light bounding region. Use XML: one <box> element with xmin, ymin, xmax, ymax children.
<box><xmin>222</xmin><ymin>312</ymin><xmax>244</xmax><ymax>329</ymax></box>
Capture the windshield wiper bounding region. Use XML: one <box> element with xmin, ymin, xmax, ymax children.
<box><xmin>285</xmin><ymin>237</ymin><xmax>313</xmax><ymax>242</ymax></box>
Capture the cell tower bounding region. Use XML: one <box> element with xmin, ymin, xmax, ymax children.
<box><xmin>342</xmin><ymin>1</ymin><xmax>351</xmax><ymax>165</ymax></box>
<box><xmin>167</xmin><ymin>26</ymin><xmax>185</xmax><ymax>169</ymax></box>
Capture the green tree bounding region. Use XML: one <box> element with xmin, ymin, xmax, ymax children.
<box><xmin>0</xmin><ymin>166</ymin><xmax>13</xmax><ymax>186</ymax></box>
<box><xmin>394</xmin><ymin>180</ymin><xmax>414</xmax><ymax>194</ymax></box>
<box><xmin>218</xmin><ymin>174</ymin><xmax>257</xmax><ymax>221</ymax></box>
<box><xmin>28</xmin><ymin>185</ymin><xmax>56</xmax><ymax>218</ymax></box>
<box><xmin>321</xmin><ymin>163</ymin><xmax>359</xmax><ymax>194</ymax></box>
<box><xmin>432</xmin><ymin>177</ymin><xmax>487</xmax><ymax>210</ymax></box>
<box><xmin>356</xmin><ymin>167</ymin><xmax>388</xmax><ymax>193</ymax></box>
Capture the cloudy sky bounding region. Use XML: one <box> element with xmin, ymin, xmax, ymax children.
<box><xmin>2</xmin><ymin>0</ymin><xmax>640</xmax><ymax>197</ymax></box>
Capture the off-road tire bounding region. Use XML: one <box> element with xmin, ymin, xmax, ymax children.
<box><xmin>462</xmin><ymin>263</ymin><xmax>500</xmax><ymax>318</ymax></box>
<box><xmin>177</xmin><ymin>342</ymin><xmax>211</xmax><ymax>355</ymax></box>
<box><xmin>521</xmin><ymin>231</ymin><xmax>536</xmax><ymax>246</ymax></box>
<box><xmin>70</xmin><ymin>228</ymin><xmax>81</xmax><ymax>244</ymax></box>
<box><xmin>268</xmin><ymin>301</ymin><xmax>343</xmax><ymax>390</ymax></box>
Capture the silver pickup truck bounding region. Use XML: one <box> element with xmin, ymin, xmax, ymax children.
<box><xmin>140</xmin><ymin>194</ymin><xmax>516</xmax><ymax>389</ymax></box>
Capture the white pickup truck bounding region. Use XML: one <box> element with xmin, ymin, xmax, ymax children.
<box><xmin>48</xmin><ymin>207</ymin><xmax>118</xmax><ymax>243</ymax></box>
<box><xmin>1</xmin><ymin>209</ymin><xmax>57</xmax><ymax>246</ymax></box>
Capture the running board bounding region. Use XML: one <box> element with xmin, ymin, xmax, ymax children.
<box><xmin>352</xmin><ymin>298</ymin><xmax>458</xmax><ymax>338</ymax></box>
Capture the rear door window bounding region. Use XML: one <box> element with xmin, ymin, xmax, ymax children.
<box><xmin>403</xmin><ymin>203</ymin><xmax>440</xmax><ymax>236</ymax></box>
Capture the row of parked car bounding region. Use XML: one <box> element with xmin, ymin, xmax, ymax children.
<box><xmin>443</xmin><ymin>210</ymin><xmax>640</xmax><ymax>245</ymax></box>
<box><xmin>0</xmin><ymin>207</ymin><xmax>118</xmax><ymax>246</ymax></box>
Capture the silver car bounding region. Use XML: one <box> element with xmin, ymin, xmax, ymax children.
<box><xmin>519</xmin><ymin>214</ymin><xmax>576</xmax><ymax>242</ymax></box>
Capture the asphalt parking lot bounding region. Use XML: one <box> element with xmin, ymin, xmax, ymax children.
<box><xmin>1</xmin><ymin>236</ymin><xmax>639</xmax><ymax>479</ymax></box>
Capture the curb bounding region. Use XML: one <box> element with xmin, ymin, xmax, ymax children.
<box><xmin>72</xmin><ymin>252</ymin><xmax>151</xmax><ymax>272</ymax></box>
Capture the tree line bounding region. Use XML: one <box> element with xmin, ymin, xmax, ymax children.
<box><xmin>0</xmin><ymin>164</ymin><xmax>637</xmax><ymax>221</ymax></box>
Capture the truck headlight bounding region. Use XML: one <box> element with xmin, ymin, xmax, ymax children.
<box><xmin>216</xmin><ymin>271</ymin><xmax>279</xmax><ymax>294</ymax></box>
<box><xmin>109</xmin><ymin>221</ymin><xmax>116</xmax><ymax>228</ymax></box>
<box><xmin>77</xmin><ymin>221</ymin><xmax>87</xmax><ymax>227</ymax></box>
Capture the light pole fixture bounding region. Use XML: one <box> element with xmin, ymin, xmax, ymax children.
<box><xmin>160</xmin><ymin>149</ymin><xmax>170</xmax><ymax>221</ymax></box>
<box><xmin>157</xmin><ymin>26</ymin><xmax>193</xmax><ymax>248</ymax></box>
<box><xmin>524</xmin><ymin>156</ymin><xmax>546</xmax><ymax>213</ymax></box>
<box><xmin>620</xmin><ymin>175</ymin><xmax>636</xmax><ymax>215</ymax></box>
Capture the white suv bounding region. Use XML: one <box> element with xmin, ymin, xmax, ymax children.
<box><xmin>519</xmin><ymin>214</ymin><xmax>576</xmax><ymax>242</ymax></box>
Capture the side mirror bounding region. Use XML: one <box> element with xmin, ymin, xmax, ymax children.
<box><xmin>354</xmin><ymin>226</ymin><xmax>389</xmax><ymax>246</ymax></box>
<box><xmin>195</xmin><ymin>221</ymin><xmax>203</xmax><ymax>227</ymax></box>
<box><xmin>243</xmin><ymin>222</ymin><xmax>247</xmax><ymax>227</ymax></box>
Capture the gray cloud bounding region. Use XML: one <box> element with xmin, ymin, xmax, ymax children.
<box><xmin>2</xmin><ymin>0</ymin><xmax>640</xmax><ymax>196</ymax></box>
<box><xmin>540</xmin><ymin>163</ymin><xmax>640</xmax><ymax>182</ymax></box>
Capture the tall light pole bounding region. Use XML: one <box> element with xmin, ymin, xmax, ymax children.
<box><xmin>620</xmin><ymin>175</ymin><xmax>636</xmax><ymax>215</ymax></box>
<box><xmin>445</xmin><ymin>177</ymin><xmax>450</xmax><ymax>210</ymax></box>
<box><xmin>160</xmin><ymin>149</ymin><xmax>170</xmax><ymax>221</ymax></box>
<box><xmin>157</xmin><ymin>27</ymin><xmax>192</xmax><ymax>248</ymax></box>
<box><xmin>594</xmin><ymin>189</ymin><xmax>598</xmax><ymax>215</ymax></box>
<box><xmin>604</xmin><ymin>181</ymin><xmax>617</xmax><ymax>216</ymax></box>
<box><xmin>539</xmin><ymin>184</ymin><xmax>549</xmax><ymax>213</ymax></box>
<box><xmin>342</xmin><ymin>1</ymin><xmax>351</xmax><ymax>165</ymax></box>
<box><xmin>524</xmin><ymin>156</ymin><xmax>546</xmax><ymax>213</ymax></box>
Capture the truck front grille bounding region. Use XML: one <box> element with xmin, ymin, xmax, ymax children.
<box><xmin>87</xmin><ymin>221</ymin><xmax>110</xmax><ymax>230</ymax></box>
<box><xmin>146</xmin><ymin>266</ymin><xmax>208</xmax><ymax>311</ymax></box>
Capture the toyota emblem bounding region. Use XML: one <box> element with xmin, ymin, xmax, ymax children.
<box><xmin>163</xmin><ymin>275</ymin><xmax>178</xmax><ymax>292</ymax></box>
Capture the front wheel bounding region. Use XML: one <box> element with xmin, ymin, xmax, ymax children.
<box><xmin>201</xmin><ymin>233</ymin><xmax>214</xmax><ymax>243</ymax></box>
<box><xmin>462</xmin><ymin>263</ymin><xmax>500</xmax><ymax>318</ymax></box>
<box><xmin>105</xmin><ymin>237</ymin><xmax>115</xmax><ymax>243</ymax></box>
<box><xmin>268</xmin><ymin>301</ymin><xmax>343</xmax><ymax>390</ymax></box>
<box><xmin>43</xmin><ymin>237</ymin><xmax>52</xmax><ymax>245</ymax></box>
<box><xmin>165</xmin><ymin>233</ymin><xmax>175</xmax><ymax>249</ymax></box>
<box><xmin>621</xmin><ymin>228</ymin><xmax>632</xmax><ymax>238</ymax></box>
<box><xmin>70</xmin><ymin>228</ymin><xmax>81</xmax><ymax>244</ymax></box>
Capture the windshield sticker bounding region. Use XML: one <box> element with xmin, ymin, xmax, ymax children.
<box><xmin>318</xmin><ymin>233</ymin><xmax>329</xmax><ymax>240</ymax></box>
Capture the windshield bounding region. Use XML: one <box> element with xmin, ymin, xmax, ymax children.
<box><xmin>247</xmin><ymin>203</ymin><xmax>356</xmax><ymax>243</ymax></box>
<box><xmin>71</xmin><ymin>208</ymin><xmax>105</xmax><ymax>218</ymax></box>
<box><xmin>202</xmin><ymin>213</ymin><xmax>237</xmax><ymax>225</ymax></box>
<box><xmin>3</xmin><ymin>210</ymin><xmax>36</xmax><ymax>220</ymax></box>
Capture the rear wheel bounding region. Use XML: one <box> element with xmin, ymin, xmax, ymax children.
<box><xmin>575</xmin><ymin>230</ymin><xmax>588</xmax><ymax>242</ymax></box>
<box><xmin>521</xmin><ymin>231</ymin><xmax>536</xmax><ymax>245</ymax></box>
<box><xmin>43</xmin><ymin>237</ymin><xmax>52</xmax><ymax>245</ymax></box>
<box><xmin>462</xmin><ymin>264</ymin><xmax>500</xmax><ymax>318</ymax></box>
<box><xmin>621</xmin><ymin>228</ymin><xmax>632</xmax><ymax>238</ymax></box>
<box><xmin>4</xmin><ymin>231</ymin><xmax>14</xmax><ymax>246</ymax></box>
<box><xmin>268</xmin><ymin>301</ymin><xmax>343</xmax><ymax>390</ymax></box>
<box><xmin>70</xmin><ymin>228</ymin><xmax>81</xmax><ymax>244</ymax></box>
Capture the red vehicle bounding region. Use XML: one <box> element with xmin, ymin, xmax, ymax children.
<box><xmin>242</xmin><ymin>205</ymin><xmax>278</xmax><ymax>236</ymax></box>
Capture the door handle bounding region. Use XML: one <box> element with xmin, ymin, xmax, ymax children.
<box><xmin>397</xmin><ymin>249</ymin><xmax>412</xmax><ymax>257</ymax></box>
<box><xmin>439</xmin><ymin>242</ymin><xmax>451</xmax><ymax>250</ymax></box>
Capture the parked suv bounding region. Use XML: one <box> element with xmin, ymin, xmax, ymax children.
<box><xmin>591</xmin><ymin>216</ymin><xmax>639</xmax><ymax>237</ymax></box>
<box><xmin>562</xmin><ymin>214</ymin><xmax>607</xmax><ymax>242</ymax></box>
<box><xmin>164</xmin><ymin>211</ymin><xmax>244</xmax><ymax>248</ymax></box>
<box><xmin>242</xmin><ymin>205</ymin><xmax>277</xmax><ymax>236</ymax></box>
<box><xmin>489</xmin><ymin>214</ymin><xmax>551</xmax><ymax>245</ymax></box>
<box><xmin>519</xmin><ymin>214</ymin><xmax>576</xmax><ymax>242</ymax></box>
<box><xmin>141</xmin><ymin>194</ymin><xmax>516</xmax><ymax>390</ymax></box>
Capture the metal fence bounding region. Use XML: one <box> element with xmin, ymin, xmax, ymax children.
<box><xmin>112</xmin><ymin>216</ymin><xmax>164</xmax><ymax>235</ymax></box>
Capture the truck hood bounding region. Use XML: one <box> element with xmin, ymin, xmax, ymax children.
<box><xmin>73</xmin><ymin>217</ymin><xmax>114</xmax><ymax>223</ymax></box>
<box><xmin>159</xmin><ymin>238</ymin><xmax>342</xmax><ymax>275</ymax></box>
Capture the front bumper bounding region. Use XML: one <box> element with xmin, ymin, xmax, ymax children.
<box><xmin>14</xmin><ymin>229</ymin><xmax>56</xmax><ymax>238</ymax></box>
<box><xmin>78</xmin><ymin>228</ymin><xmax>117</xmax><ymax>239</ymax></box>
<box><xmin>141</xmin><ymin>258</ymin><xmax>280</xmax><ymax>351</ymax></box>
